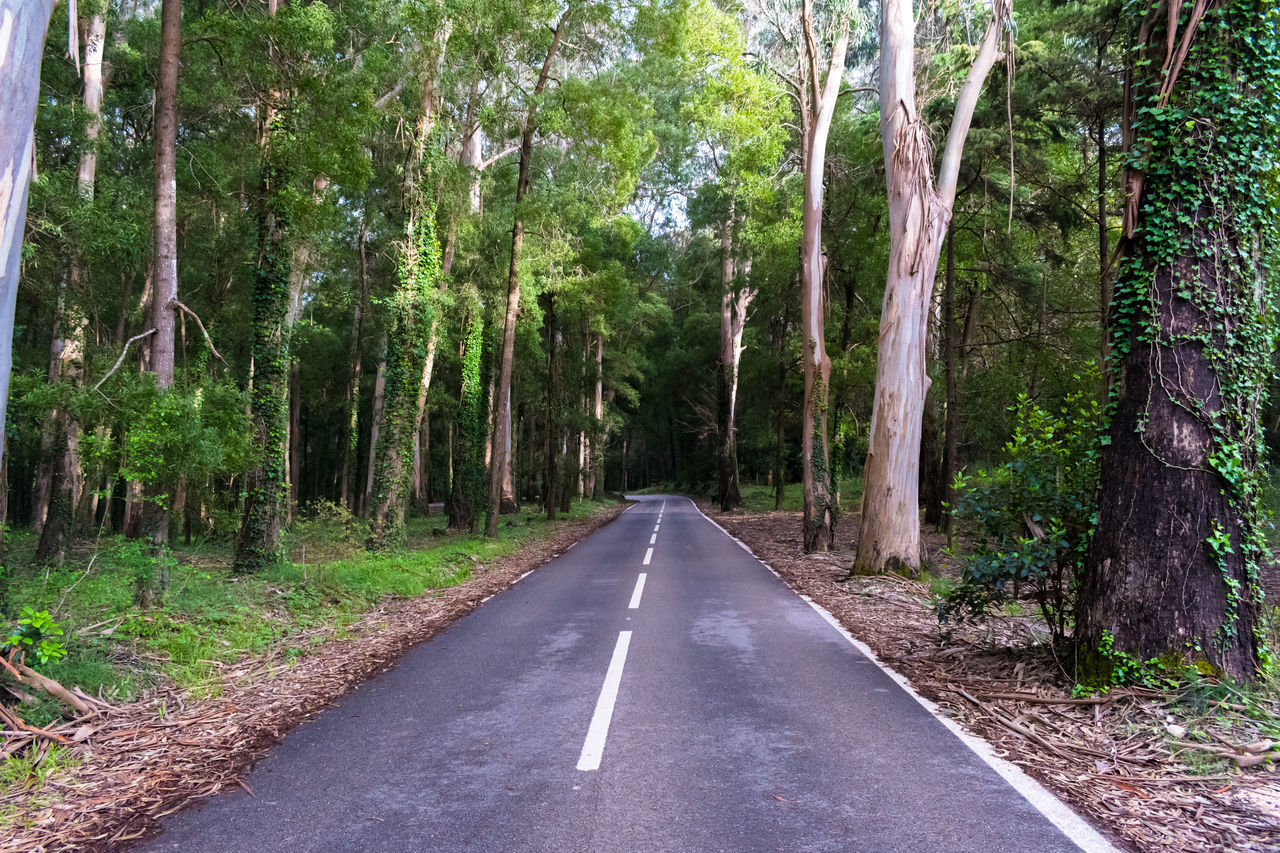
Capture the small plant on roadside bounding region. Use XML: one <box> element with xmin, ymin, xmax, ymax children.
<box><xmin>2</xmin><ymin>608</ymin><xmax>67</xmax><ymax>670</ymax></box>
<box><xmin>937</xmin><ymin>377</ymin><xmax>1102</xmax><ymax>648</ymax></box>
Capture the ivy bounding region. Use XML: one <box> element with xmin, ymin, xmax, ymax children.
<box><xmin>1104</xmin><ymin>0</ymin><xmax>1280</xmax><ymax>671</ymax></box>
<box><xmin>367</xmin><ymin>204</ymin><xmax>443</xmax><ymax>550</ymax></box>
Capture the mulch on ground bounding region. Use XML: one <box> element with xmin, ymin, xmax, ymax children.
<box><xmin>703</xmin><ymin>501</ymin><xmax>1280</xmax><ymax>853</ymax></box>
<box><xmin>0</xmin><ymin>505</ymin><xmax>625</xmax><ymax>853</ymax></box>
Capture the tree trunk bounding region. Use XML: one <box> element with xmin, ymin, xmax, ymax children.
<box><xmin>0</xmin><ymin>1</ymin><xmax>56</xmax><ymax>462</ymax></box>
<box><xmin>448</xmin><ymin>301</ymin><xmax>485</xmax><ymax>532</ymax></box>
<box><xmin>488</xmin><ymin>9</ymin><xmax>569</xmax><ymax>537</ymax></box>
<box><xmin>1077</xmin><ymin>0</ymin><xmax>1273</xmax><ymax>683</ymax></box>
<box><xmin>588</xmin><ymin>334</ymin><xmax>604</xmax><ymax>498</ymax></box>
<box><xmin>338</xmin><ymin>222</ymin><xmax>370</xmax><ymax>510</ymax></box>
<box><xmin>235</xmin><ymin>0</ymin><xmax>291</xmax><ymax>573</ymax></box>
<box><xmin>855</xmin><ymin>0</ymin><xmax>1006</xmax><ymax>574</ymax></box>
<box><xmin>137</xmin><ymin>0</ymin><xmax>181</xmax><ymax>605</ymax></box>
<box><xmin>798</xmin><ymin>0</ymin><xmax>847</xmax><ymax>552</ymax></box>
<box><xmin>543</xmin><ymin>294</ymin><xmax>560</xmax><ymax>520</ymax></box>
<box><xmin>941</xmin><ymin>229</ymin><xmax>959</xmax><ymax>542</ymax></box>
<box><xmin>362</xmin><ymin>334</ymin><xmax>388</xmax><ymax>517</ymax></box>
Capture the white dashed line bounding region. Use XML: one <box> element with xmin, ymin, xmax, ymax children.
<box><xmin>628</xmin><ymin>573</ymin><xmax>647</xmax><ymax>609</ymax></box>
<box><xmin>649</xmin><ymin>533</ymin><xmax>657</xmax><ymax>544</ymax></box>
<box><xmin>643</xmin><ymin>547</ymin><xmax>653</xmax><ymax>565</ymax></box>
<box><xmin>576</xmin><ymin>631</ymin><xmax>633</xmax><ymax>772</ymax></box>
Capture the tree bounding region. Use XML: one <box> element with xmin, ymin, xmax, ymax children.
<box><xmin>1076</xmin><ymin>0</ymin><xmax>1280</xmax><ymax>682</ymax></box>
<box><xmin>487</xmin><ymin>7</ymin><xmax>571</xmax><ymax>537</ymax></box>
<box><xmin>855</xmin><ymin>0</ymin><xmax>1009</xmax><ymax>573</ymax></box>
<box><xmin>135</xmin><ymin>0</ymin><xmax>182</xmax><ymax>605</ymax></box>
<box><xmin>796</xmin><ymin>0</ymin><xmax>849</xmax><ymax>552</ymax></box>
<box><xmin>0</xmin><ymin>1</ymin><xmax>57</xmax><ymax>471</ymax></box>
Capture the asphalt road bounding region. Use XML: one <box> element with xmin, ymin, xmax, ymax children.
<box><xmin>137</xmin><ymin>495</ymin><xmax>1113</xmax><ymax>852</ymax></box>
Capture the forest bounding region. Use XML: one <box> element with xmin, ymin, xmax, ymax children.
<box><xmin>0</xmin><ymin>0</ymin><xmax>1279</xmax><ymax>847</ymax></box>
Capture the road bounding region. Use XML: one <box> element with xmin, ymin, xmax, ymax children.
<box><xmin>138</xmin><ymin>495</ymin><xmax>1114</xmax><ymax>852</ymax></box>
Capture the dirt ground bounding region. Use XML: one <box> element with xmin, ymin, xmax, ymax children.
<box><xmin>0</xmin><ymin>505</ymin><xmax>625</xmax><ymax>853</ymax></box>
<box><xmin>701</xmin><ymin>500</ymin><xmax>1280</xmax><ymax>853</ymax></box>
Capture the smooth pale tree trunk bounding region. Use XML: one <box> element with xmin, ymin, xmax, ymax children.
<box><xmin>136</xmin><ymin>0</ymin><xmax>181</xmax><ymax>605</ymax></box>
<box><xmin>716</xmin><ymin>214</ymin><xmax>747</xmax><ymax>512</ymax></box>
<box><xmin>798</xmin><ymin>0</ymin><xmax>848</xmax><ymax>552</ymax></box>
<box><xmin>0</xmin><ymin>1</ymin><xmax>56</xmax><ymax>468</ymax></box>
<box><xmin>36</xmin><ymin>12</ymin><xmax>106</xmax><ymax>566</ymax></box>
<box><xmin>855</xmin><ymin>0</ymin><xmax>1008</xmax><ymax>574</ymax></box>
<box><xmin>487</xmin><ymin>9</ymin><xmax>570</xmax><ymax>537</ymax></box>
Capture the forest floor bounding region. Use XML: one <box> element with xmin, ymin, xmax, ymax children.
<box><xmin>0</xmin><ymin>500</ymin><xmax>625</xmax><ymax>852</ymax></box>
<box><xmin>701</xmin><ymin>492</ymin><xmax>1280</xmax><ymax>853</ymax></box>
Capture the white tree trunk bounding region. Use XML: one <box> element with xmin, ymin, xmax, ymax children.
<box><xmin>0</xmin><ymin>1</ymin><xmax>56</xmax><ymax>451</ymax></box>
<box><xmin>855</xmin><ymin>0</ymin><xmax>1008</xmax><ymax>573</ymax></box>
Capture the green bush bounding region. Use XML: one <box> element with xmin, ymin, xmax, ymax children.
<box><xmin>938</xmin><ymin>378</ymin><xmax>1102</xmax><ymax>647</ymax></box>
<box><xmin>2</xmin><ymin>608</ymin><xmax>67</xmax><ymax>670</ymax></box>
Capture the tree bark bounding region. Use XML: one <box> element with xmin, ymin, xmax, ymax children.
<box><xmin>235</xmin><ymin>0</ymin><xmax>291</xmax><ymax>573</ymax></box>
<box><xmin>136</xmin><ymin>0</ymin><xmax>181</xmax><ymax>605</ymax></box>
<box><xmin>855</xmin><ymin>0</ymin><xmax>1007</xmax><ymax>574</ymax></box>
<box><xmin>0</xmin><ymin>1</ymin><xmax>55</xmax><ymax>462</ymax></box>
<box><xmin>338</xmin><ymin>222</ymin><xmax>370</xmax><ymax>509</ymax></box>
<box><xmin>798</xmin><ymin>0</ymin><xmax>848</xmax><ymax>552</ymax></box>
<box><xmin>488</xmin><ymin>8</ymin><xmax>570</xmax><ymax>537</ymax></box>
<box><xmin>1077</xmin><ymin>0</ymin><xmax>1272</xmax><ymax>683</ymax></box>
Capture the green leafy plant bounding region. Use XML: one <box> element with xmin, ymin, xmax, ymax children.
<box><xmin>937</xmin><ymin>378</ymin><xmax>1102</xmax><ymax>647</ymax></box>
<box><xmin>2</xmin><ymin>608</ymin><xmax>67</xmax><ymax>670</ymax></box>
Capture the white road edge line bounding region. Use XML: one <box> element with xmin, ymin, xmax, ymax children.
<box><xmin>628</xmin><ymin>573</ymin><xmax>647</xmax><ymax>609</ymax></box>
<box><xmin>576</xmin><ymin>630</ymin><xmax>633</xmax><ymax>771</ymax></box>
<box><xmin>643</xmin><ymin>547</ymin><xmax>653</xmax><ymax>565</ymax></box>
<box><xmin>687</xmin><ymin>497</ymin><xmax>1119</xmax><ymax>853</ymax></box>
<box><xmin>649</xmin><ymin>533</ymin><xmax>657</xmax><ymax>544</ymax></box>
<box><xmin>512</xmin><ymin>570</ymin><xmax>535</xmax><ymax>584</ymax></box>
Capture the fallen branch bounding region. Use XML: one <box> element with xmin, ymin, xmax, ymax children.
<box><xmin>2</xmin><ymin>655</ymin><xmax>94</xmax><ymax>716</ymax></box>
<box><xmin>170</xmin><ymin>299</ymin><xmax>226</xmax><ymax>363</ymax></box>
<box><xmin>93</xmin><ymin>328</ymin><xmax>156</xmax><ymax>392</ymax></box>
<box><xmin>975</xmin><ymin>691</ymin><xmax>1117</xmax><ymax>706</ymax></box>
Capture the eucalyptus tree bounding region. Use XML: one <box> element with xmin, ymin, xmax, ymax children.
<box><xmin>1077</xmin><ymin>0</ymin><xmax>1280</xmax><ymax>682</ymax></box>
<box><xmin>0</xmin><ymin>0</ymin><xmax>57</xmax><ymax>481</ymax></box>
<box><xmin>679</xmin><ymin>0</ymin><xmax>787</xmax><ymax>512</ymax></box>
<box><xmin>854</xmin><ymin>0</ymin><xmax>1010</xmax><ymax>574</ymax></box>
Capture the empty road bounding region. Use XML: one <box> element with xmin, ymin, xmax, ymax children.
<box><xmin>138</xmin><ymin>495</ymin><xmax>1114</xmax><ymax>852</ymax></box>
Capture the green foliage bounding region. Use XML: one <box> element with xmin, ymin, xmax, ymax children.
<box><xmin>2</xmin><ymin>608</ymin><xmax>67</xmax><ymax>670</ymax></box>
<box><xmin>939</xmin><ymin>379</ymin><xmax>1103</xmax><ymax>646</ymax></box>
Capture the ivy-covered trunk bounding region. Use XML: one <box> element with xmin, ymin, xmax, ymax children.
<box><xmin>1077</xmin><ymin>0</ymin><xmax>1279</xmax><ymax>683</ymax></box>
<box><xmin>448</xmin><ymin>295</ymin><xmax>486</xmax><ymax>533</ymax></box>
<box><xmin>368</xmin><ymin>213</ymin><xmax>440</xmax><ymax>550</ymax></box>
<box><xmin>234</xmin><ymin>109</ymin><xmax>291</xmax><ymax>574</ymax></box>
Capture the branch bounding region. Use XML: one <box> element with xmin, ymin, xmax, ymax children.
<box><xmin>479</xmin><ymin>145</ymin><xmax>519</xmax><ymax>171</ymax></box>
<box><xmin>93</xmin><ymin>328</ymin><xmax>156</xmax><ymax>392</ymax></box>
<box><xmin>170</xmin><ymin>299</ymin><xmax>226</xmax><ymax>363</ymax></box>
<box><xmin>936</xmin><ymin>0</ymin><xmax>1011</xmax><ymax>214</ymax></box>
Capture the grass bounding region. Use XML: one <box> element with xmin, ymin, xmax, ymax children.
<box><xmin>725</xmin><ymin>477</ymin><xmax>865</xmax><ymax>515</ymax></box>
<box><xmin>1</xmin><ymin>498</ymin><xmax>616</xmax><ymax>724</ymax></box>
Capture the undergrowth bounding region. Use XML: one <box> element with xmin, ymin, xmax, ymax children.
<box><xmin>1</xmin><ymin>498</ymin><xmax>613</xmax><ymax>726</ymax></box>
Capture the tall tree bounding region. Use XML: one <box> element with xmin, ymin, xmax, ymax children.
<box><xmin>1077</xmin><ymin>0</ymin><xmax>1280</xmax><ymax>682</ymax></box>
<box><xmin>855</xmin><ymin>0</ymin><xmax>1009</xmax><ymax>573</ymax></box>
<box><xmin>0</xmin><ymin>1</ymin><xmax>57</xmax><ymax>466</ymax></box>
<box><xmin>36</xmin><ymin>9</ymin><xmax>108</xmax><ymax>567</ymax></box>
<box><xmin>487</xmin><ymin>7</ymin><xmax>571</xmax><ymax>537</ymax></box>
<box><xmin>796</xmin><ymin>0</ymin><xmax>848</xmax><ymax>552</ymax></box>
<box><xmin>136</xmin><ymin>0</ymin><xmax>182</xmax><ymax>604</ymax></box>
<box><xmin>235</xmin><ymin>0</ymin><xmax>292</xmax><ymax>573</ymax></box>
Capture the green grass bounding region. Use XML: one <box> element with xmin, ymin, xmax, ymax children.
<box><xmin>1</xmin><ymin>498</ymin><xmax>616</xmax><ymax>722</ymax></box>
<box><xmin>736</xmin><ymin>477</ymin><xmax>864</xmax><ymax>515</ymax></box>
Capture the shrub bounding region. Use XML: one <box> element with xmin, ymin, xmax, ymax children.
<box><xmin>3</xmin><ymin>608</ymin><xmax>67</xmax><ymax>670</ymax></box>
<box><xmin>938</xmin><ymin>378</ymin><xmax>1102</xmax><ymax>647</ymax></box>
